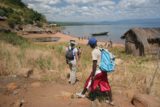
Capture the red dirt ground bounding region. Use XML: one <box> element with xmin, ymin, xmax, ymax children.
<box><xmin>0</xmin><ymin>77</ymin><xmax>135</xmax><ymax>107</ymax></box>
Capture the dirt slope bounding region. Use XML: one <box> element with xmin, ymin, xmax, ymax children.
<box><xmin>0</xmin><ymin>76</ymin><xmax>136</xmax><ymax>107</ymax></box>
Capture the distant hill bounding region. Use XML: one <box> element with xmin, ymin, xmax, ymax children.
<box><xmin>51</xmin><ymin>18</ymin><xmax>160</xmax><ymax>26</ymax></box>
<box><xmin>99</xmin><ymin>18</ymin><xmax>160</xmax><ymax>25</ymax></box>
<box><xmin>0</xmin><ymin>0</ymin><xmax>47</xmax><ymax>29</ymax></box>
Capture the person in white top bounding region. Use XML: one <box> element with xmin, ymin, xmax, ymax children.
<box><xmin>66</xmin><ymin>40</ymin><xmax>78</xmax><ymax>85</ymax></box>
<box><xmin>76</xmin><ymin>38</ymin><xmax>114</xmax><ymax>106</ymax></box>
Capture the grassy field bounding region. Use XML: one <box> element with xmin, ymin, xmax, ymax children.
<box><xmin>0</xmin><ymin>32</ymin><xmax>160</xmax><ymax>99</ymax></box>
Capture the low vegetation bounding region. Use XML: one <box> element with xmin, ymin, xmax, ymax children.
<box><xmin>110</xmin><ymin>47</ymin><xmax>160</xmax><ymax>99</ymax></box>
<box><xmin>0</xmin><ymin>32</ymin><xmax>160</xmax><ymax>99</ymax></box>
<box><xmin>0</xmin><ymin>32</ymin><xmax>29</xmax><ymax>48</ymax></box>
<box><xmin>0</xmin><ymin>0</ymin><xmax>46</xmax><ymax>28</ymax></box>
<box><xmin>0</xmin><ymin>32</ymin><xmax>67</xmax><ymax>75</ymax></box>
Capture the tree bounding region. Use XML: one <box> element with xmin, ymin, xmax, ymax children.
<box><xmin>7</xmin><ymin>13</ymin><xmax>22</xmax><ymax>28</ymax></box>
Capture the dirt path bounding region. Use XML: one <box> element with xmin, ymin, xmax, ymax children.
<box><xmin>20</xmin><ymin>83</ymin><xmax>90</xmax><ymax>107</ymax></box>
<box><xmin>0</xmin><ymin>77</ymin><xmax>90</xmax><ymax>107</ymax></box>
<box><xmin>0</xmin><ymin>76</ymin><xmax>135</xmax><ymax>107</ymax></box>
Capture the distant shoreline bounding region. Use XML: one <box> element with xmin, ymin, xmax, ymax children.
<box><xmin>62</xmin><ymin>23</ymin><xmax>160</xmax><ymax>45</ymax></box>
<box><xmin>22</xmin><ymin>32</ymin><xmax>124</xmax><ymax>47</ymax></box>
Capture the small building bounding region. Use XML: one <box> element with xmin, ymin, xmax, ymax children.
<box><xmin>49</xmin><ymin>23</ymin><xmax>57</xmax><ymax>27</ymax></box>
<box><xmin>0</xmin><ymin>16</ymin><xmax>7</xmax><ymax>21</ymax></box>
<box><xmin>121</xmin><ymin>28</ymin><xmax>160</xmax><ymax>56</ymax></box>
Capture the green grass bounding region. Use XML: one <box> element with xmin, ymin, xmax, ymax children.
<box><xmin>36</xmin><ymin>56</ymin><xmax>53</xmax><ymax>70</ymax></box>
<box><xmin>0</xmin><ymin>32</ymin><xmax>30</xmax><ymax>48</ymax></box>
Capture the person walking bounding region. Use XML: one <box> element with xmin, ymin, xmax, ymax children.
<box><xmin>77</xmin><ymin>46</ymin><xmax>82</xmax><ymax>59</ymax></box>
<box><xmin>66</xmin><ymin>40</ymin><xmax>78</xmax><ymax>85</ymax></box>
<box><xmin>76</xmin><ymin>38</ymin><xmax>114</xmax><ymax>105</ymax></box>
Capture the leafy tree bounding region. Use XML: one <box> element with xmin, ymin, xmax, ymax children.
<box><xmin>0</xmin><ymin>7</ymin><xmax>13</xmax><ymax>17</ymax></box>
<box><xmin>7</xmin><ymin>13</ymin><xmax>22</xmax><ymax>28</ymax></box>
<box><xmin>1</xmin><ymin>0</ymin><xmax>26</xmax><ymax>8</ymax></box>
<box><xmin>0</xmin><ymin>9</ymin><xmax>6</xmax><ymax>16</ymax></box>
<box><xmin>0</xmin><ymin>0</ymin><xmax>47</xmax><ymax>27</ymax></box>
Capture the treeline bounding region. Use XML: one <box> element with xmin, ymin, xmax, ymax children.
<box><xmin>0</xmin><ymin>0</ymin><xmax>46</xmax><ymax>28</ymax></box>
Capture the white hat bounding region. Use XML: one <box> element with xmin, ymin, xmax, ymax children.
<box><xmin>70</xmin><ymin>40</ymin><xmax>77</xmax><ymax>45</ymax></box>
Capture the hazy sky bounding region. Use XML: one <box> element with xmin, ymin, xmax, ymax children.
<box><xmin>22</xmin><ymin>0</ymin><xmax>160</xmax><ymax>22</ymax></box>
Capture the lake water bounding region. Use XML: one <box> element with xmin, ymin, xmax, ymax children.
<box><xmin>62</xmin><ymin>23</ymin><xmax>160</xmax><ymax>44</ymax></box>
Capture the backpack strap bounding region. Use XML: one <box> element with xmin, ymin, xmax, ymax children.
<box><xmin>99</xmin><ymin>48</ymin><xmax>105</xmax><ymax>52</ymax></box>
<box><xmin>99</xmin><ymin>48</ymin><xmax>114</xmax><ymax>61</ymax></box>
<box><xmin>69</xmin><ymin>46</ymin><xmax>76</xmax><ymax>56</ymax></box>
<box><xmin>68</xmin><ymin>46</ymin><xmax>74</xmax><ymax>51</ymax></box>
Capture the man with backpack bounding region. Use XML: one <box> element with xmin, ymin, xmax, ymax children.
<box><xmin>76</xmin><ymin>38</ymin><xmax>114</xmax><ymax>106</ymax></box>
<box><xmin>66</xmin><ymin>40</ymin><xmax>78</xmax><ymax>85</ymax></box>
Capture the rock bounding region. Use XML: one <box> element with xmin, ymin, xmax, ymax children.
<box><xmin>113</xmin><ymin>94</ymin><xmax>135</xmax><ymax>107</ymax></box>
<box><xmin>17</xmin><ymin>68</ymin><xmax>33</xmax><ymax>78</ymax></box>
<box><xmin>13</xmin><ymin>89</ymin><xmax>19</xmax><ymax>95</ymax></box>
<box><xmin>132</xmin><ymin>94</ymin><xmax>160</xmax><ymax>107</ymax></box>
<box><xmin>12</xmin><ymin>99</ymin><xmax>24</xmax><ymax>107</ymax></box>
<box><xmin>31</xmin><ymin>82</ymin><xmax>41</xmax><ymax>88</ymax></box>
<box><xmin>6</xmin><ymin>82</ymin><xmax>18</xmax><ymax>91</ymax></box>
<box><xmin>125</xmin><ymin>89</ymin><xmax>136</xmax><ymax>100</ymax></box>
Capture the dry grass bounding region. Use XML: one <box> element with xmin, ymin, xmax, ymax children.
<box><xmin>0</xmin><ymin>41</ymin><xmax>20</xmax><ymax>75</ymax></box>
<box><xmin>0</xmin><ymin>40</ymin><xmax>68</xmax><ymax>76</ymax></box>
<box><xmin>0</xmin><ymin>33</ymin><xmax>159</xmax><ymax>99</ymax></box>
<box><xmin>109</xmin><ymin>50</ymin><xmax>160</xmax><ymax>99</ymax></box>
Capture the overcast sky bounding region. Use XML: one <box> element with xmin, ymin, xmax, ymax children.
<box><xmin>22</xmin><ymin>0</ymin><xmax>160</xmax><ymax>22</ymax></box>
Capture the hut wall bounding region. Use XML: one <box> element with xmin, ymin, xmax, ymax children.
<box><xmin>147</xmin><ymin>39</ymin><xmax>160</xmax><ymax>55</ymax></box>
<box><xmin>125</xmin><ymin>41</ymin><xmax>140</xmax><ymax>56</ymax></box>
<box><xmin>147</xmin><ymin>43</ymin><xmax>159</xmax><ymax>55</ymax></box>
<box><xmin>124</xmin><ymin>32</ymin><xmax>142</xmax><ymax>56</ymax></box>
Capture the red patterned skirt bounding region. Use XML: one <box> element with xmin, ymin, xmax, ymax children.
<box><xmin>84</xmin><ymin>70</ymin><xmax>111</xmax><ymax>92</ymax></box>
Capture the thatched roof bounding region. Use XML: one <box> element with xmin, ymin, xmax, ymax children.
<box><xmin>121</xmin><ymin>28</ymin><xmax>160</xmax><ymax>45</ymax></box>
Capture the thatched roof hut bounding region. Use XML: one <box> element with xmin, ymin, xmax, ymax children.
<box><xmin>121</xmin><ymin>28</ymin><xmax>160</xmax><ymax>56</ymax></box>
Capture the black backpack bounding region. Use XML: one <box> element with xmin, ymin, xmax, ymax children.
<box><xmin>66</xmin><ymin>47</ymin><xmax>74</xmax><ymax>60</ymax></box>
